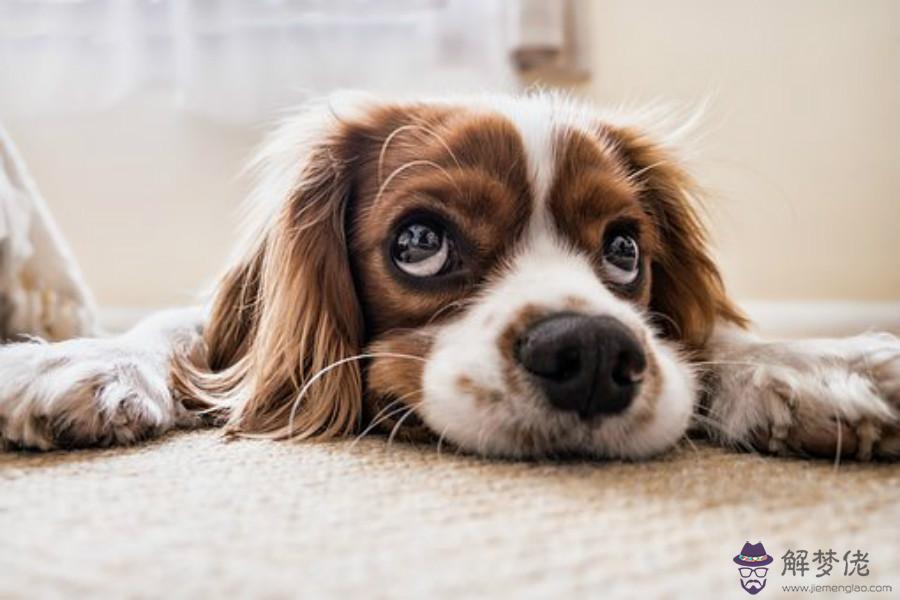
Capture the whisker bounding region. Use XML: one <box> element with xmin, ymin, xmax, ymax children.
<box><xmin>414</xmin><ymin>123</ymin><xmax>464</xmax><ymax>172</ymax></box>
<box><xmin>287</xmin><ymin>352</ymin><xmax>427</xmax><ymax>438</ymax></box>
<box><xmin>646</xmin><ymin>310</ymin><xmax>683</xmax><ymax>338</ymax></box>
<box><xmin>352</xmin><ymin>388</ymin><xmax>424</xmax><ymax>445</ymax></box>
<box><xmin>377</xmin><ymin>124</ymin><xmax>463</xmax><ymax>183</ymax></box>
<box><xmin>381</xmin><ymin>299</ymin><xmax>472</xmax><ymax>336</ymax></box>
<box><xmin>436</xmin><ymin>423</ymin><xmax>452</xmax><ymax>457</ymax></box>
<box><xmin>378</xmin><ymin>125</ymin><xmax>419</xmax><ymax>184</ymax></box>
<box><xmin>475</xmin><ymin>418</ymin><xmax>492</xmax><ymax>457</ymax></box>
<box><xmin>387</xmin><ymin>402</ymin><xmax>424</xmax><ymax>446</ymax></box>
<box><xmin>352</xmin><ymin>399</ymin><xmax>406</xmax><ymax>445</ymax></box>
<box><xmin>626</xmin><ymin>160</ymin><xmax>670</xmax><ymax>185</ymax></box>
<box><xmin>691</xmin><ymin>360</ymin><xmax>769</xmax><ymax>369</ymax></box>
<box><xmin>689</xmin><ymin>412</ymin><xmax>758</xmax><ymax>455</ymax></box>
<box><xmin>374</xmin><ymin>159</ymin><xmax>462</xmax><ymax>207</ymax></box>
<box><xmin>680</xmin><ymin>432</ymin><xmax>700</xmax><ymax>454</ymax></box>
<box><xmin>426</xmin><ymin>299</ymin><xmax>470</xmax><ymax>326</ymax></box>
<box><xmin>351</xmin><ymin>403</ymin><xmax>415</xmax><ymax>448</ymax></box>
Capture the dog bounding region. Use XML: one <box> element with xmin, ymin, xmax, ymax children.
<box><xmin>1</xmin><ymin>92</ymin><xmax>898</xmax><ymax>460</ymax></box>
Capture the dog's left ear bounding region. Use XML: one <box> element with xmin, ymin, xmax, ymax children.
<box><xmin>606</xmin><ymin>125</ymin><xmax>747</xmax><ymax>350</ymax></box>
<box><xmin>174</xmin><ymin>105</ymin><xmax>367</xmax><ymax>439</ymax></box>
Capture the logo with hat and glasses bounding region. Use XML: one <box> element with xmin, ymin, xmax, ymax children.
<box><xmin>734</xmin><ymin>541</ymin><xmax>773</xmax><ymax>595</ymax></box>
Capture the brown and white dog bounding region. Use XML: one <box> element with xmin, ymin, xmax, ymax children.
<box><xmin>1</xmin><ymin>93</ymin><xmax>898</xmax><ymax>460</ymax></box>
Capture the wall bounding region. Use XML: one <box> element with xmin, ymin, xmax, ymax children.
<box><xmin>7</xmin><ymin>93</ymin><xmax>255</xmax><ymax>308</ymax></box>
<box><xmin>582</xmin><ymin>0</ymin><xmax>900</xmax><ymax>300</ymax></box>
<box><xmin>5</xmin><ymin>0</ymin><xmax>899</xmax><ymax>309</ymax></box>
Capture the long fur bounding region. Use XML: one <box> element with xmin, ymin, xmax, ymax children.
<box><xmin>173</xmin><ymin>116</ymin><xmax>365</xmax><ymax>439</ymax></box>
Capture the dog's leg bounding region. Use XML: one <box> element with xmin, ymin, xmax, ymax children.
<box><xmin>699</xmin><ymin>324</ymin><xmax>900</xmax><ymax>460</ymax></box>
<box><xmin>0</xmin><ymin>307</ymin><xmax>207</xmax><ymax>450</ymax></box>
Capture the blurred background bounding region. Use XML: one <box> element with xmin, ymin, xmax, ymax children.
<box><xmin>1</xmin><ymin>0</ymin><xmax>898</xmax><ymax>331</ymax></box>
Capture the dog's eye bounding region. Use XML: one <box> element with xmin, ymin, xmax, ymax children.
<box><xmin>603</xmin><ymin>233</ymin><xmax>639</xmax><ymax>285</ymax></box>
<box><xmin>392</xmin><ymin>222</ymin><xmax>451</xmax><ymax>277</ymax></box>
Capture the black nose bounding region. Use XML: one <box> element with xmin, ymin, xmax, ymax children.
<box><xmin>515</xmin><ymin>313</ymin><xmax>646</xmax><ymax>418</ymax></box>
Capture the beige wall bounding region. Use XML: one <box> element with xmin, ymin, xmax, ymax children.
<box><xmin>7</xmin><ymin>94</ymin><xmax>255</xmax><ymax>308</ymax></box>
<box><xmin>581</xmin><ymin>0</ymin><xmax>900</xmax><ymax>300</ymax></box>
<box><xmin>6</xmin><ymin>0</ymin><xmax>899</xmax><ymax>308</ymax></box>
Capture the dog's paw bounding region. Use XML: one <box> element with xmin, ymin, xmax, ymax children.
<box><xmin>710</xmin><ymin>332</ymin><xmax>900</xmax><ymax>461</ymax></box>
<box><xmin>0</xmin><ymin>337</ymin><xmax>199</xmax><ymax>450</ymax></box>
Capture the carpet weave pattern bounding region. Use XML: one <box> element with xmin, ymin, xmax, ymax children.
<box><xmin>2</xmin><ymin>431</ymin><xmax>898</xmax><ymax>598</ymax></box>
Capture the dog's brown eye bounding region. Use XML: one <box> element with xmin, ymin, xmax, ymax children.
<box><xmin>392</xmin><ymin>222</ymin><xmax>451</xmax><ymax>277</ymax></box>
<box><xmin>603</xmin><ymin>234</ymin><xmax>639</xmax><ymax>285</ymax></box>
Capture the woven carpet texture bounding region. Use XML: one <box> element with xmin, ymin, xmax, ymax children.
<box><xmin>2</xmin><ymin>430</ymin><xmax>898</xmax><ymax>599</ymax></box>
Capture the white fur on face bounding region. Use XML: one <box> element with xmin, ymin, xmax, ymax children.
<box><xmin>419</xmin><ymin>110</ymin><xmax>696</xmax><ymax>459</ymax></box>
<box><xmin>421</xmin><ymin>229</ymin><xmax>695</xmax><ymax>459</ymax></box>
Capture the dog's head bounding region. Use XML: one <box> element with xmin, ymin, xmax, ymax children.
<box><xmin>177</xmin><ymin>93</ymin><xmax>745</xmax><ymax>459</ymax></box>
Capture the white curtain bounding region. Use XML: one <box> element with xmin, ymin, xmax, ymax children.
<box><xmin>0</xmin><ymin>0</ymin><xmax>529</xmax><ymax>124</ymax></box>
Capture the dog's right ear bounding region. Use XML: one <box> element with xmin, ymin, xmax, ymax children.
<box><xmin>604</xmin><ymin>124</ymin><xmax>747</xmax><ymax>350</ymax></box>
<box><xmin>174</xmin><ymin>102</ymin><xmax>370</xmax><ymax>440</ymax></box>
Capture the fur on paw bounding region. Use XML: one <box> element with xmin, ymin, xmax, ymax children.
<box><xmin>711</xmin><ymin>333</ymin><xmax>900</xmax><ymax>461</ymax></box>
<box><xmin>0</xmin><ymin>338</ymin><xmax>199</xmax><ymax>450</ymax></box>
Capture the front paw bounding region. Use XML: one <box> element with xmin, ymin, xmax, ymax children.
<box><xmin>0</xmin><ymin>338</ymin><xmax>196</xmax><ymax>450</ymax></box>
<box><xmin>713</xmin><ymin>333</ymin><xmax>900</xmax><ymax>461</ymax></box>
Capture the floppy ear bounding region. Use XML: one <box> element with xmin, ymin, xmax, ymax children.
<box><xmin>606</xmin><ymin>125</ymin><xmax>747</xmax><ymax>350</ymax></box>
<box><xmin>174</xmin><ymin>109</ymin><xmax>365</xmax><ymax>439</ymax></box>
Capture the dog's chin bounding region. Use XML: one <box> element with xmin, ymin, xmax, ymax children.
<box><xmin>418</xmin><ymin>404</ymin><xmax>688</xmax><ymax>461</ymax></box>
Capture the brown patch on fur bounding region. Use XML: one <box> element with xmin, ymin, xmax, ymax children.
<box><xmin>349</xmin><ymin>110</ymin><xmax>533</xmax><ymax>333</ymax></box>
<box><xmin>563</xmin><ymin>296</ymin><xmax>589</xmax><ymax>312</ymax></box>
<box><xmin>497</xmin><ymin>303</ymin><xmax>551</xmax><ymax>396</ymax></box>
<box><xmin>601</xmin><ymin>125</ymin><xmax>748</xmax><ymax>349</ymax></box>
<box><xmin>497</xmin><ymin>304</ymin><xmax>548</xmax><ymax>362</ymax></box>
<box><xmin>456</xmin><ymin>375</ymin><xmax>504</xmax><ymax>406</ymax></box>
<box><xmin>629</xmin><ymin>336</ymin><xmax>662</xmax><ymax>427</ymax></box>
<box><xmin>364</xmin><ymin>329</ymin><xmax>436</xmax><ymax>442</ymax></box>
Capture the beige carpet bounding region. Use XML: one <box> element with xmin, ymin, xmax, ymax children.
<box><xmin>1</xmin><ymin>431</ymin><xmax>898</xmax><ymax>599</ymax></box>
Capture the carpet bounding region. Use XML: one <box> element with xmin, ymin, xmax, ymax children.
<box><xmin>1</xmin><ymin>431</ymin><xmax>898</xmax><ymax>599</ymax></box>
